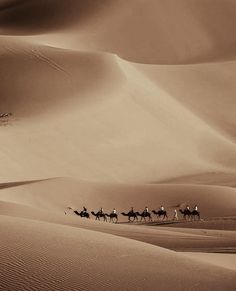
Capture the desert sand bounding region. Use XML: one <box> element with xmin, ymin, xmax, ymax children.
<box><xmin>0</xmin><ymin>1</ymin><xmax>236</xmax><ymax>290</ymax></box>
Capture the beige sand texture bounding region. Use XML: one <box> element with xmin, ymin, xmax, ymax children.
<box><xmin>0</xmin><ymin>0</ymin><xmax>236</xmax><ymax>290</ymax></box>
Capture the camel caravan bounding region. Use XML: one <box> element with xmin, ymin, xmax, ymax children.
<box><xmin>65</xmin><ymin>205</ymin><xmax>200</xmax><ymax>224</ymax></box>
<box><xmin>0</xmin><ymin>112</ymin><xmax>12</xmax><ymax>118</ymax></box>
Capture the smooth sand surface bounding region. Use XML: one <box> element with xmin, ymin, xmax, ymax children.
<box><xmin>0</xmin><ymin>1</ymin><xmax>236</xmax><ymax>290</ymax></box>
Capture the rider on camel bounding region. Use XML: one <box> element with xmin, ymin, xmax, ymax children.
<box><xmin>82</xmin><ymin>206</ymin><xmax>87</xmax><ymax>216</ymax></box>
<box><xmin>99</xmin><ymin>207</ymin><xmax>104</xmax><ymax>215</ymax></box>
<box><xmin>160</xmin><ymin>205</ymin><xmax>165</xmax><ymax>211</ymax></box>
<box><xmin>144</xmin><ymin>206</ymin><xmax>149</xmax><ymax>213</ymax></box>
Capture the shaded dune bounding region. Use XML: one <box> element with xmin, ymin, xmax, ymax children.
<box><xmin>1</xmin><ymin>1</ymin><xmax>236</xmax><ymax>64</ymax></box>
<box><xmin>0</xmin><ymin>0</ymin><xmax>109</xmax><ymax>34</ymax></box>
<box><xmin>0</xmin><ymin>37</ymin><xmax>125</xmax><ymax>117</ymax></box>
<box><xmin>0</xmin><ymin>178</ymin><xmax>49</xmax><ymax>190</ymax></box>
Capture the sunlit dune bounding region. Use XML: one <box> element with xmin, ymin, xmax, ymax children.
<box><xmin>0</xmin><ymin>0</ymin><xmax>236</xmax><ymax>290</ymax></box>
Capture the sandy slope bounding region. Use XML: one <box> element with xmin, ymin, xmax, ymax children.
<box><xmin>1</xmin><ymin>0</ymin><xmax>236</xmax><ymax>64</ymax></box>
<box><xmin>184</xmin><ymin>252</ymin><xmax>236</xmax><ymax>271</ymax></box>
<box><xmin>0</xmin><ymin>178</ymin><xmax>235</xmax><ymax>291</ymax></box>
<box><xmin>158</xmin><ymin>172</ymin><xmax>236</xmax><ymax>187</ymax></box>
<box><xmin>0</xmin><ymin>179</ymin><xmax>236</xmax><ymax>252</ymax></box>
<box><xmin>1</xmin><ymin>215</ymin><xmax>236</xmax><ymax>291</ymax></box>
<box><xmin>0</xmin><ymin>0</ymin><xmax>236</xmax><ymax>290</ymax></box>
<box><xmin>137</xmin><ymin>61</ymin><xmax>236</xmax><ymax>139</ymax></box>
<box><xmin>1</xmin><ymin>178</ymin><xmax>236</xmax><ymax>218</ymax></box>
<box><xmin>1</xmin><ymin>182</ymin><xmax>235</xmax><ymax>290</ymax></box>
<box><xmin>0</xmin><ymin>37</ymin><xmax>236</xmax><ymax>182</ymax></box>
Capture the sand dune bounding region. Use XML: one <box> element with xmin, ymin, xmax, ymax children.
<box><xmin>1</xmin><ymin>0</ymin><xmax>236</xmax><ymax>290</ymax></box>
<box><xmin>1</xmin><ymin>0</ymin><xmax>236</xmax><ymax>64</ymax></box>
<box><xmin>158</xmin><ymin>172</ymin><xmax>236</xmax><ymax>187</ymax></box>
<box><xmin>0</xmin><ymin>38</ymin><xmax>236</xmax><ymax>182</ymax></box>
<box><xmin>0</xmin><ymin>178</ymin><xmax>236</xmax><ymax>217</ymax></box>
<box><xmin>137</xmin><ymin>60</ymin><xmax>236</xmax><ymax>139</ymax></box>
<box><xmin>184</xmin><ymin>252</ymin><xmax>236</xmax><ymax>271</ymax></box>
<box><xmin>1</xmin><ymin>215</ymin><xmax>236</xmax><ymax>291</ymax></box>
<box><xmin>1</xmin><ymin>178</ymin><xmax>236</xmax><ymax>251</ymax></box>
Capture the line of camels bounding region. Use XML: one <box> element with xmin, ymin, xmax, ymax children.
<box><xmin>66</xmin><ymin>207</ymin><xmax>200</xmax><ymax>223</ymax></box>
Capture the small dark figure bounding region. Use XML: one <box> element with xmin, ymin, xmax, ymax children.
<box><xmin>0</xmin><ymin>112</ymin><xmax>12</xmax><ymax>118</ymax></box>
<box><xmin>81</xmin><ymin>206</ymin><xmax>88</xmax><ymax>217</ymax></box>
<box><xmin>99</xmin><ymin>207</ymin><xmax>104</xmax><ymax>215</ymax></box>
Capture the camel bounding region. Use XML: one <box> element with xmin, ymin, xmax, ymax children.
<box><xmin>121</xmin><ymin>211</ymin><xmax>138</xmax><ymax>222</ymax></box>
<box><xmin>106</xmin><ymin>213</ymin><xmax>118</xmax><ymax>223</ymax></box>
<box><xmin>74</xmin><ymin>210</ymin><xmax>90</xmax><ymax>219</ymax></box>
<box><xmin>152</xmin><ymin>210</ymin><xmax>168</xmax><ymax>220</ymax></box>
<box><xmin>91</xmin><ymin>211</ymin><xmax>107</xmax><ymax>222</ymax></box>
<box><xmin>136</xmin><ymin>211</ymin><xmax>152</xmax><ymax>222</ymax></box>
<box><xmin>179</xmin><ymin>209</ymin><xmax>200</xmax><ymax>221</ymax></box>
<box><xmin>65</xmin><ymin>207</ymin><xmax>90</xmax><ymax>218</ymax></box>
